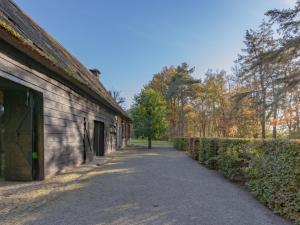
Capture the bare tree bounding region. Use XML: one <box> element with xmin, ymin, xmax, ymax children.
<box><xmin>109</xmin><ymin>90</ymin><xmax>126</xmax><ymax>108</ymax></box>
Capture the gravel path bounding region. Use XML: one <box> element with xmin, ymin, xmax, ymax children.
<box><xmin>20</xmin><ymin>148</ymin><xmax>291</xmax><ymax>225</ymax></box>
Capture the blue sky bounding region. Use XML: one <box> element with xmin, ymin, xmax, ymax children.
<box><xmin>15</xmin><ymin>0</ymin><xmax>296</xmax><ymax>108</ymax></box>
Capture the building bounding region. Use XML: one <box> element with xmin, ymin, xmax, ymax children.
<box><xmin>0</xmin><ymin>0</ymin><xmax>131</xmax><ymax>181</ymax></box>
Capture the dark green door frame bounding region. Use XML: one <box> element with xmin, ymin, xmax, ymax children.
<box><xmin>0</xmin><ymin>77</ymin><xmax>44</xmax><ymax>181</ymax></box>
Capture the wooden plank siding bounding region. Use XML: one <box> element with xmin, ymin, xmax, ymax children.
<box><xmin>0</xmin><ymin>50</ymin><xmax>122</xmax><ymax>178</ymax></box>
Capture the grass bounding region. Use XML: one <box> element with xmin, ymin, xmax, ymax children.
<box><xmin>131</xmin><ymin>139</ymin><xmax>173</xmax><ymax>148</ymax></box>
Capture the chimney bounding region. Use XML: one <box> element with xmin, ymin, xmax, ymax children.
<box><xmin>89</xmin><ymin>68</ymin><xmax>101</xmax><ymax>80</ymax></box>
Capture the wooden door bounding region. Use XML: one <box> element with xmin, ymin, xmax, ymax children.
<box><xmin>93</xmin><ymin>121</ymin><xmax>105</xmax><ymax>156</ymax></box>
<box><xmin>98</xmin><ymin>122</ymin><xmax>105</xmax><ymax>156</ymax></box>
<box><xmin>3</xmin><ymin>90</ymin><xmax>35</xmax><ymax>181</ymax></box>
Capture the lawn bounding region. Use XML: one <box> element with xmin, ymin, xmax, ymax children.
<box><xmin>131</xmin><ymin>139</ymin><xmax>173</xmax><ymax>148</ymax></box>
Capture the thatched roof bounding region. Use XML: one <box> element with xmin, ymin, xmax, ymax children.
<box><xmin>0</xmin><ymin>0</ymin><xmax>130</xmax><ymax>121</ymax></box>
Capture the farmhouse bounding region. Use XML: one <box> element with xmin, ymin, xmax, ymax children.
<box><xmin>0</xmin><ymin>0</ymin><xmax>131</xmax><ymax>181</ymax></box>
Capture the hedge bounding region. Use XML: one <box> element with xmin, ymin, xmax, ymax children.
<box><xmin>190</xmin><ymin>138</ymin><xmax>200</xmax><ymax>160</ymax></box>
<box><xmin>174</xmin><ymin>137</ymin><xmax>300</xmax><ymax>224</ymax></box>
<box><xmin>173</xmin><ymin>138</ymin><xmax>189</xmax><ymax>151</ymax></box>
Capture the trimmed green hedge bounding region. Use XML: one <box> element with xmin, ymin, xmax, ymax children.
<box><xmin>190</xmin><ymin>138</ymin><xmax>200</xmax><ymax>160</ymax></box>
<box><xmin>199</xmin><ymin>138</ymin><xmax>219</xmax><ymax>169</ymax></box>
<box><xmin>174</xmin><ymin>137</ymin><xmax>300</xmax><ymax>224</ymax></box>
<box><xmin>174</xmin><ymin>138</ymin><xmax>200</xmax><ymax>160</ymax></box>
<box><xmin>173</xmin><ymin>138</ymin><xmax>188</xmax><ymax>151</ymax></box>
<box><xmin>248</xmin><ymin>140</ymin><xmax>300</xmax><ymax>223</ymax></box>
<box><xmin>217</xmin><ymin>138</ymin><xmax>258</xmax><ymax>183</ymax></box>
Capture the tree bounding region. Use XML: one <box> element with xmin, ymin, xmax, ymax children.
<box><xmin>266</xmin><ymin>1</ymin><xmax>300</xmax><ymax>54</ymax></box>
<box><xmin>193</xmin><ymin>70</ymin><xmax>233</xmax><ymax>137</ymax></box>
<box><xmin>262</xmin><ymin>2</ymin><xmax>300</xmax><ymax>89</ymax></box>
<box><xmin>109</xmin><ymin>90</ymin><xmax>126</xmax><ymax>108</ymax></box>
<box><xmin>147</xmin><ymin>66</ymin><xmax>176</xmax><ymax>99</ymax></box>
<box><xmin>145</xmin><ymin>63</ymin><xmax>200</xmax><ymax>140</ymax></box>
<box><xmin>146</xmin><ymin>67</ymin><xmax>177</xmax><ymax>139</ymax></box>
<box><xmin>235</xmin><ymin>21</ymin><xmax>277</xmax><ymax>138</ymax></box>
<box><xmin>167</xmin><ymin>63</ymin><xmax>199</xmax><ymax>137</ymax></box>
<box><xmin>132</xmin><ymin>0</ymin><xmax>300</xmax><ymax>140</ymax></box>
<box><xmin>131</xmin><ymin>88</ymin><xmax>167</xmax><ymax>149</ymax></box>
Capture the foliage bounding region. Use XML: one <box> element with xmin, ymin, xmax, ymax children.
<box><xmin>190</xmin><ymin>138</ymin><xmax>200</xmax><ymax>160</ymax></box>
<box><xmin>173</xmin><ymin>138</ymin><xmax>188</xmax><ymax>151</ymax></box>
<box><xmin>131</xmin><ymin>139</ymin><xmax>173</xmax><ymax>148</ymax></box>
<box><xmin>145</xmin><ymin>66</ymin><xmax>177</xmax><ymax>139</ymax></box>
<box><xmin>144</xmin><ymin>1</ymin><xmax>300</xmax><ymax>222</ymax></box>
<box><xmin>248</xmin><ymin>140</ymin><xmax>300</xmax><ymax>223</ymax></box>
<box><xmin>199</xmin><ymin>138</ymin><xmax>219</xmax><ymax>169</ymax></box>
<box><xmin>146</xmin><ymin>64</ymin><xmax>268</xmax><ymax>139</ymax></box>
<box><xmin>131</xmin><ymin>88</ymin><xmax>167</xmax><ymax>148</ymax></box>
<box><xmin>235</xmin><ymin>21</ymin><xmax>278</xmax><ymax>138</ymax></box>
<box><xmin>174</xmin><ymin>138</ymin><xmax>200</xmax><ymax>160</ymax></box>
<box><xmin>175</xmin><ymin>137</ymin><xmax>300</xmax><ymax>224</ymax></box>
<box><xmin>145</xmin><ymin>63</ymin><xmax>200</xmax><ymax>139</ymax></box>
<box><xmin>265</xmin><ymin>2</ymin><xmax>300</xmax><ymax>64</ymax></box>
<box><xmin>217</xmin><ymin>138</ymin><xmax>258</xmax><ymax>182</ymax></box>
<box><xmin>141</xmin><ymin>1</ymin><xmax>300</xmax><ymax>141</ymax></box>
<box><xmin>166</xmin><ymin>63</ymin><xmax>199</xmax><ymax>137</ymax></box>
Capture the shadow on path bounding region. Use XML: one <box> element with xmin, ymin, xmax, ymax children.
<box><xmin>12</xmin><ymin>148</ymin><xmax>292</xmax><ymax>225</ymax></box>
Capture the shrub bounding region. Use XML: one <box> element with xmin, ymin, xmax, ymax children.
<box><xmin>217</xmin><ymin>138</ymin><xmax>259</xmax><ymax>183</ymax></box>
<box><xmin>175</xmin><ymin>137</ymin><xmax>300</xmax><ymax>224</ymax></box>
<box><xmin>191</xmin><ymin>138</ymin><xmax>200</xmax><ymax>160</ymax></box>
<box><xmin>173</xmin><ymin>138</ymin><xmax>188</xmax><ymax>151</ymax></box>
<box><xmin>199</xmin><ymin>138</ymin><xmax>219</xmax><ymax>169</ymax></box>
<box><xmin>248</xmin><ymin>140</ymin><xmax>300</xmax><ymax>223</ymax></box>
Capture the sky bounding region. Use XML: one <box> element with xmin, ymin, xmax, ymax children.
<box><xmin>15</xmin><ymin>0</ymin><xmax>297</xmax><ymax>108</ymax></box>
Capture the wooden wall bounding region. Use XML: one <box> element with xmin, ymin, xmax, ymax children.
<box><xmin>0</xmin><ymin>48</ymin><xmax>124</xmax><ymax>178</ymax></box>
<box><xmin>116</xmin><ymin>116</ymin><xmax>131</xmax><ymax>149</ymax></box>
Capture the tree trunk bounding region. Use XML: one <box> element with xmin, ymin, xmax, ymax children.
<box><xmin>259</xmin><ymin>65</ymin><xmax>266</xmax><ymax>139</ymax></box>
<box><xmin>202</xmin><ymin>119</ymin><xmax>206</xmax><ymax>137</ymax></box>
<box><xmin>288</xmin><ymin>121</ymin><xmax>292</xmax><ymax>136</ymax></box>
<box><xmin>261</xmin><ymin>111</ymin><xmax>266</xmax><ymax>139</ymax></box>
<box><xmin>271</xmin><ymin>78</ymin><xmax>277</xmax><ymax>139</ymax></box>
<box><xmin>272</xmin><ymin>104</ymin><xmax>277</xmax><ymax>139</ymax></box>
<box><xmin>261</xmin><ymin>83</ymin><xmax>267</xmax><ymax>139</ymax></box>
<box><xmin>148</xmin><ymin>136</ymin><xmax>152</xmax><ymax>149</ymax></box>
<box><xmin>296</xmin><ymin>105</ymin><xmax>300</xmax><ymax>133</ymax></box>
<box><xmin>179</xmin><ymin>94</ymin><xmax>185</xmax><ymax>137</ymax></box>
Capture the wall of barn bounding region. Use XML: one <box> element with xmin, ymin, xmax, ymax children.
<box><xmin>0</xmin><ymin>48</ymin><xmax>121</xmax><ymax>178</ymax></box>
<box><xmin>116</xmin><ymin>116</ymin><xmax>131</xmax><ymax>149</ymax></box>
